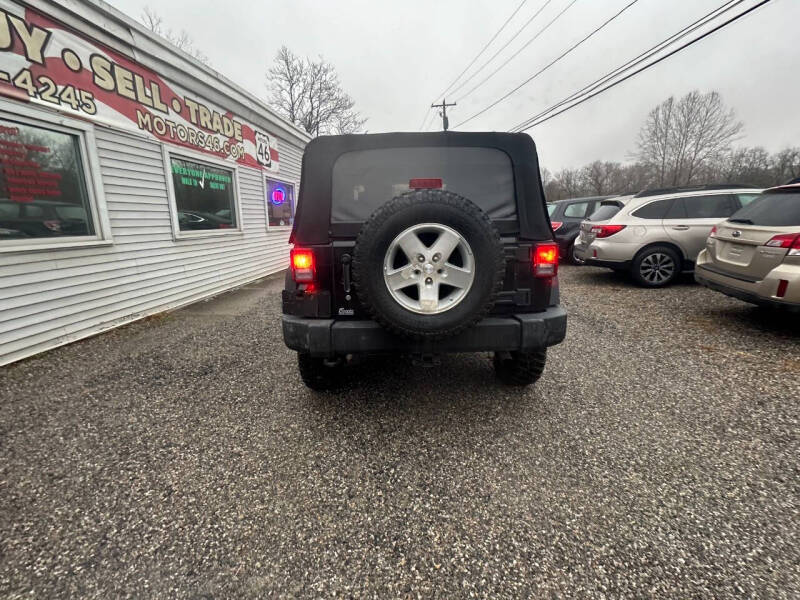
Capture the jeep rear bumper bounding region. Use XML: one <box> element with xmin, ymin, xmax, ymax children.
<box><xmin>282</xmin><ymin>307</ymin><xmax>567</xmax><ymax>357</ymax></box>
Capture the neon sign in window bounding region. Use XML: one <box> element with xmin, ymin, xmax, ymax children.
<box><xmin>271</xmin><ymin>186</ymin><xmax>286</xmax><ymax>206</ymax></box>
<box><xmin>266</xmin><ymin>178</ymin><xmax>294</xmax><ymax>226</ymax></box>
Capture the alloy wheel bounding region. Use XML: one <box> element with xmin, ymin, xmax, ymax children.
<box><xmin>383</xmin><ymin>223</ymin><xmax>475</xmax><ymax>314</ymax></box>
<box><xmin>639</xmin><ymin>252</ymin><xmax>676</xmax><ymax>285</ymax></box>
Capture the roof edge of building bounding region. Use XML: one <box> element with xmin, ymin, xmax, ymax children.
<box><xmin>23</xmin><ymin>0</ymin><xmax>313</xmax><ymax>145</ymax></box>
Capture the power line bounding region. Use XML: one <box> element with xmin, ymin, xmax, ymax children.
<box><xmin>417</xmin><ymin>0</ymin><xmax>528</xmax><ymax>131</ymax></box>
<box><xmin>454</xmin><ymin>0</ymin><xmax>639</xmax><ymax>128</ymax></box>
<box><xmin>508</xmin><ymin>0</ymin><xmax>745</xmax><ymax>132</ymax></box>
<box><xmin>510</xmin><ymin>0</ymin><xmax>770</xmax><ymax>132</ymax></box>
<box><xmin>420</xmin><ymin>102</ymin><xmax>441</xmax><ymax>131</ymax></box>
<box><xmin>456</xmin><ymin>0</ymin><xmax>585</xmax><ymax>104</ymax></box>
<box><xmin>436</xmin><ymin>0</ymin><xmax>529</xmax><ymax>100</ymax></box>
<box><xmin>417</xmin><ymin>107</ymin><xmax>434</xmax><ymax>131</ymax></box>
<box><xmin>446</xmin><ymin>0</ymin><xmax>554</xmax><ymax>99</ymax></box>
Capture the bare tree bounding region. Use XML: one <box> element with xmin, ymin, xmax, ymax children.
<box><xmin>714</xmin><ymin>146</ymin><xmax>772</xmax><ymax>187</ymax></box>
<box><xmin>612</xmin><ymin>163</ymin><xmax>655</xmax><ymax>195</ymax></box>
<box><xmin>771</xmin><ymin>147</ymin><xmax>800</xmax><ymax>184</ymax></box>
<box><xmin>636</xmin><ymin>96</ymin><xmax>674</xmax><ymax>186</ymax></box>
<box><xmin>267</xmin><ymin>46</ymin><xmax>366</xmax><ymax>136</ymax></box>
<box><xmin>545</xmin><ymin>145</ymin><xmax>798</xmax><ymax>199</ymax></box>
<box><xmin>553</xmin><ymin>168</ymin><xmax>588</xmax><ymax>199</ymax></box>
<box><xmin>636</xmin><ymin>91</ymin><xmax>742</xmax><ymax>186</ymax></box>
<box><xmin>141</xmin><ymin>7</ymin><xmax>209</xmax><ymax>65</ymax></box>
<box><xmin>541</xmin><ymin>167</ymin><xmax>563</xmax><ymax>201</ymax></box>
<box><xmin>582</xmin><ymin>161</ymin><xmax>623</xmax><ymax>195</ymax></box>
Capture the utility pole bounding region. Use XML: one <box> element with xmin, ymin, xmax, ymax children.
<box><xmin>431</xmin><ymin>98</ymin><xmax>457</xmax><ymax>131</ymax></box>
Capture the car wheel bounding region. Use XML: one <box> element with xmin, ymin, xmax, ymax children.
<box><xmin>631</xmin><ymin>246</ymin><xmax>681</xmax><ymax>287</ymax></box>
<box><xmin>352</xmin><ymin>189</ymin><xmax>505</xmax><ymax>340</ymax></box>
<box><xmin>493</xmin><ymin>349</ymin><xmax>547</xmax><ymax>386</ymax></box>
<box><xmin>569</xmin><ymin>240</ymin><xmax>585</xmax><ymax>265</ymax></box>
<box><xmin>297</xmin><ymin>353</ymin><xmax>344</xmax><ymax>392</ymax></box>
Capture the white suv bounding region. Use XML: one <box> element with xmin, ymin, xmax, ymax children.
<box><xmin>574</xmin><ymin>186</ymin><xmax>762</xmax><ymax>287</ymax></box>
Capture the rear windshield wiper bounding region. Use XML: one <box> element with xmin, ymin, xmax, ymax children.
<box><xmin>728</xmin><ymin>218</ymin><xmax>753</xmax><ymax>224</ymax></box>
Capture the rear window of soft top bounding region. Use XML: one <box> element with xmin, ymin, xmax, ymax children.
<box><xmin>331</xmin><ymin>146</ymin><xmax>516</xmax><ymax>222</ymax></box>
<box><xmin>729</xmin><ymin>191</ymin><xmax>800</xmax><ymax>226</ymax></box>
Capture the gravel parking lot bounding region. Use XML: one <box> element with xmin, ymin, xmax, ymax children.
<box><xmin>1</xmin><ymin>265</ymin><xmax>798</xmax><ymax>598</ymax></box>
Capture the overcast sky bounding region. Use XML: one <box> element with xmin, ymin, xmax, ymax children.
<box><xmin>107</xmin><ymin>0</ymin><xmax>797</xmax><ymax>172</ymax></box>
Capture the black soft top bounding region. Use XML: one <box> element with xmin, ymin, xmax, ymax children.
<box><xmin>290</xmin><ymin>131</ymin><xmax>551</xmax><ymax>244</ymax></box>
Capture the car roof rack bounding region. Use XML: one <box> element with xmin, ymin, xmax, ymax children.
<box><xmin>633</xmin><ymin>184</ymin><xmax>756</xmax><ymax>198</ymax></box>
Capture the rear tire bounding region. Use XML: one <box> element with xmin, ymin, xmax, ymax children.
<box><xmin>494</xmin><ymin>349</ymin><xmax>547</xmax><ymax>386</ymax></box>
<box><xmin>631</xmin><ymin>246</ymin><xmax>680</xmax><ymax>288</ymax></box>
<box><xmin>297</xmin><ymin>353</ymin><xmax>344</xmax><ymax>392</ymax></box>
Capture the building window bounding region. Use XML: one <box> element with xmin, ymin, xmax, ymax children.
<box><xmin>169</xmin><ymin>155</ymin><xmax>238</xmax><ymax>232</ymax></box>
<box><xmin>1</xmin><ymin>118</ymin><xmax>96</xmax><ymax>241</ymax></box>
<box><xmin>266</xmin><ymin>178</ymin><xmax>294</xmax><ymax>227</ymax></box>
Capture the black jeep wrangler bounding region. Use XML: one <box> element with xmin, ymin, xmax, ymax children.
<box><xmin>282</xmin><ymin>132</ymin><xmax>566</xmax><ymax>390</ymax></box>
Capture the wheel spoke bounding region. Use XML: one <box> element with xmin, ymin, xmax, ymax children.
<box><xmin>418</xmin><ymin>280</ymin><xmax>439</xmax><ymax>312</ymax></box>
<box><xmin>443</xmin><ymin>265</ymin><xmax>472</xmax><ymax>289</ymax></box>
<box><xmin>396</xmin><ymin>230</ymin><xmax>426</xmax><ymax>261</ymax></box>
<box><xmin>385</xmin><ymin>267</ymin><xmax>416</xmax><ymax>291</ymax></box>
<box><xmin>429</xmin><ymin>229</ymin><xmax>461</xmax><ymax>262</ymax></box>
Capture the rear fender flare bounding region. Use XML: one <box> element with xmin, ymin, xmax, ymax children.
<box><xmin>632</xmin><ymin>241</ymin><xmax>688</xmax><ymax>268</ymax></box>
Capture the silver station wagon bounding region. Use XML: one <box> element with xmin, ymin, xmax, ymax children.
<box><xmin>574</xmin><ymin>185</ymin><xmax>762</xmax><ymax>287</ymax></box>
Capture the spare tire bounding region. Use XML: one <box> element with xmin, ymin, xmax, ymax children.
<box><xmin>352</xmin><ymin>189</ymin><xmax>505</xmax><ymax>340</ymax></box>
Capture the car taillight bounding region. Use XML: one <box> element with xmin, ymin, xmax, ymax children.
<box><xmin>532</xmin><ymin>242</ymin><xmax>558</xmax><ymax>278</ymax></box>
<box><xmin>550</xmin><ymin>221</ymin><xmax>563</xmax><ymax>231</ymax></box>
<box><xmin>709</xmin><ymin>226</ymin><xmax>718</xmax><ymax>238</ymax></box>
<box><xmin>765</xmin><ymin>233</ymin><xmax>800</xmax><ymax>255</ymax></box>
<box><xmin>290</xmin><ymin>248</ymin><xmax>315</xmax><ymax>282</ymax></box>
<box><xmin>590</xmin><ymin>224</ymin><xmax>625</xmax><ymax>238</ymax></box>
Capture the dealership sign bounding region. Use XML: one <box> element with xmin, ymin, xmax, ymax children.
<box><xmin>0</xmin><ymin>1</ymin><xmax>279</xmax><ymax>172</ymax></box>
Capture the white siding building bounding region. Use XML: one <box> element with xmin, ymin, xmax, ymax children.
<box><xmin>0</xmin><ymin>0</ymin><xmax>310</xmax><ymax>365</ymax></box>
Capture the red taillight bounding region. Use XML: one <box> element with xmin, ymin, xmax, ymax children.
<box><xmin>550</xmin><ymin>221</ymin><xmax>563</xmax><ymax>231</ymax></box>
<box><xmin>590</xmin><ymin>224</ymin><xmax>626</xmax><ymax>238</ymax></box>
<box><xmin>765</xmin><ymin>233</ymin><xmax>800</xmax><ymax>253</ymax></box>
<box><xmin>409</xmin><ymin>178</ymin><xmax>443</xmax><ymax>189</ymax></box>
<box><xmin>290</xmin><ymin>248</ymin><xmax>315</xmax><ymax>282</ymax></box>
<box><xmin>709</xmin><ymin>226</ymin><xmax>718</xmax><ymax>237</ymax></box>
<box><xmin>532</xmin><ymin>242</ymin><xmax>558</xmax><ymax>278</ymax></box>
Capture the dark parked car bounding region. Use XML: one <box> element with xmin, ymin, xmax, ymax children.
<box><xmin>0</xmin><ymin>199</ymin><xmax>92</xmax><ymax>238</ymax></box>
<box><xmin>177</xmin><ymin>210</ymin><xmax>233</xmax><ymax>230</ymax></box>
<box><xmin>282</xmin><ymin>132</ymin><xmax>567</xmax><ymax>390</ymax></box>
<box><xmin>547</xmin><ymin>196</ymin><xmax>616</xmax><ymax>264</ymax></box>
